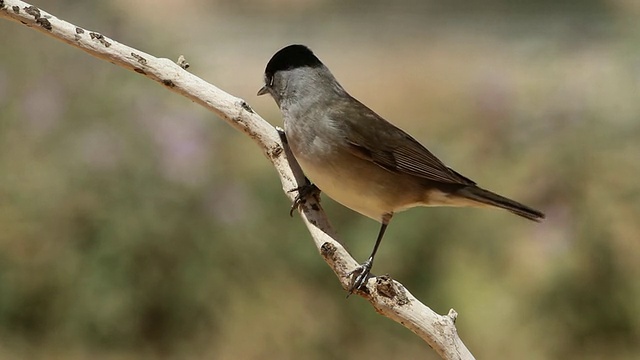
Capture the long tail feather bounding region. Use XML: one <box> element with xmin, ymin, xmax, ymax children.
<box><xmin>458</xmin><ymin>186</ymin><xmax>545</xmax><ymax>222</ymax></box>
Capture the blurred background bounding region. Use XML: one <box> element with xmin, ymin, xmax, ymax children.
<box><xmin>1</xmin><ymin>0</ymin><xmax>639</xmax><ymax>359</ymax></box>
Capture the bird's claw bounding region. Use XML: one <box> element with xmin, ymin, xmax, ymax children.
<box><xmin>347</xmin><ymin>259</ymin><xmax>373</xmax><ymax>296</ymax></box>
<box><xmin>289</xmin><ymin>182</ymin><xmax>321</xmax><ymax>217</ymax></box>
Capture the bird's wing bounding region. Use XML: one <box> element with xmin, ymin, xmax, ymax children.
<box><xmin>340</xmin><ymin>98</ymin><xmax>476</xmax><ymax>186</ymax></box>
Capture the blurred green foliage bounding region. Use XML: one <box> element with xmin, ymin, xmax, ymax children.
<box><xmin>1</xmin><ymin>1</ymin><xmax>639</xmax><ymax>359</ymax></box>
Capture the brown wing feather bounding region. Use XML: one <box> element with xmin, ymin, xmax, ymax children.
<box><xmin>341</xmin><ymin>98</ymin><xmax>475</xmax><ymax>186</ymax></box>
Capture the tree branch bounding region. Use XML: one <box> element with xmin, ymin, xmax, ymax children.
<box><xmin>0</xmin><ymin>1</ymin><xmax>475</xmax><ymax>359</ymax></box>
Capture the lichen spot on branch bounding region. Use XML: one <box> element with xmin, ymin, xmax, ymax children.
<box><xmin>89</xmin><ymin>32</ymin><xmax>111</xmax><ymax>47</ymax></box>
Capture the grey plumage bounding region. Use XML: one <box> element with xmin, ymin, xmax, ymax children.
<box><xmin>258</xmin><ymin>44</ymin><xmax>544</xmax><ymax>293</ymax></box>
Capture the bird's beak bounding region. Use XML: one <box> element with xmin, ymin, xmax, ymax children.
<box><xmin>257</xmin><ymin>85</ymin><xmax>269</xmax><ymax>96</ymax></box>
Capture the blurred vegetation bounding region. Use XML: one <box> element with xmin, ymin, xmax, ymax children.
<box><xmin>1</xmin><ymin>0</ymin><xmax>639</xmax><ymax>359</ymax></box>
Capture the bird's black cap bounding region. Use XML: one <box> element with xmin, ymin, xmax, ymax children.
<box><xmin>264</xmin><ymin>44</ymin><xmax>323</xmax><ymax>78</ymax></box>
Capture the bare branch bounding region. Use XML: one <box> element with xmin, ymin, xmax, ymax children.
<box><xmin>0</xmin><ymin>1</ymin><xmax>475</xmax><ymax>359</ymax></box>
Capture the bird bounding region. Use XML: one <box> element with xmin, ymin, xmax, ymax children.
<box><xmin>257</xmin><ymin>44</ymin><xmax>544</xmax><ymax>294</ymax></box>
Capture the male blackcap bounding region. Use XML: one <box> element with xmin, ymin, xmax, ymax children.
<box><xmin>258</xmin><ymin>44</ymin><xmax>544</xmax><ymax>294</ymax></box>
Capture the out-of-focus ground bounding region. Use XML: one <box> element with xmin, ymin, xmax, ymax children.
<box><xmin>1</xmin><ymin>1</ymin><xmax>639</xmax><ymax>359</ymax></box>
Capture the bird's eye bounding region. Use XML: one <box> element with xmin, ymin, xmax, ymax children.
<box><xmin>268</xmin><ymin>76</ymin><xmax>274</xmax><ymax>87</ymax></box>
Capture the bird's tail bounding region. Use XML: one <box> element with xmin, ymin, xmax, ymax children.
<box><xmin>457</xmin><ymin>186</ymin><xmax>545</xmax><ymax>222</ymax></box>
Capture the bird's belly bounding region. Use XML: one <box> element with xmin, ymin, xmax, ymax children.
<box><xmin>285</xmin><ymin>118</ymin><xmax>426</xmax><ymax>221</ymax></box>
<box><xmin>300</xmin><ymin>162</ymin><xmax>387</xmax><ymax>220</ymax></box>
<box><xmin>292</xmin><ymin>147</ymin><xmax>410</xmax><ymax>222</ymax></box>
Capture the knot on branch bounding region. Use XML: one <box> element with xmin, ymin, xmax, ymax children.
<box><xmin>447</xmin><ymin>309</ymin><xmax>458</xmax><ymax>323</ymax></box>
<box><xmin>376</xmin><ymin>275</ymin><xmax>410</xmax><ymax>306</ymax></box>
<box><xmin>321</xmin><ymin>242</ymin><xmax>337</xmax><ymax>259</ymax></box>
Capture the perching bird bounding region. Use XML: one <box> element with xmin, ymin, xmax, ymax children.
<box><xmin>258</xmin><ymin>44</ymin><xmax>544</xmax><ymax>294</ymax></box>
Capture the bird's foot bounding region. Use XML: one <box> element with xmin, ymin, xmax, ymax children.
<box><xmin>289</xmin><ymin>182</ymin><xmax>321</xmax><ymax>217</ymax></box>
<box><xmin>347</xmin><ymin>259</ymin><xmax>373</xmax><ymax>296</ymax></box>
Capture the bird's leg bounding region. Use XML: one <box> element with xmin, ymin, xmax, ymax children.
<box><xmin>278</xmin><ymin>128</ymin><xmax>322</xmax><ymax>216</ymax></box>
<box><xmin>348</xmin><ymin>215</ymin><xmax>391</xmax><ymax>295</ymax></box>
<box><xmin>288</xmin><ymin>179</ymin><xmax>321</xmax><ymax>217</ymax></box>
<box><xmin>276</xmin><ymin>126</ymin><xmax>288</xmax><ymax>143</ymax></box>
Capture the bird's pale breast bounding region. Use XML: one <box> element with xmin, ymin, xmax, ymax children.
<box><xmin>285</xmin><ymin>118</ymin><xmax>427</xmax><ymax>222</ymax></box>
